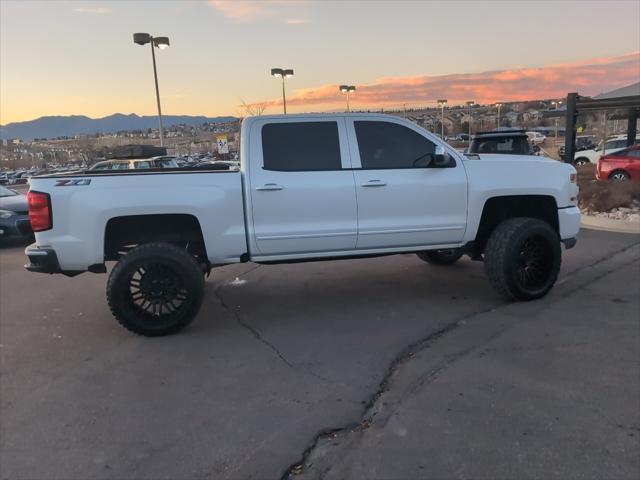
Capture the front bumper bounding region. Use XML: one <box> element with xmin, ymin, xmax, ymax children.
<box><xmin>0</xmin><ymin>215</ymin><xmax>33</xmax><ymax>241</ymax></box>
<box><xmin>558</xmin><ymin>206</ymin><xmax>581</xmax><ymax>241</ymax></box>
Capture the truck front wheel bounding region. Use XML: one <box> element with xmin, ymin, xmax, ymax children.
<box><xmin>106</xmin><ymin>242</ymin><xmax>205</xmax><ymax>336</ymax></box>
<box><xmin>484</xmin><ymin>218</ymin><xmax>561</xmax><ymax>301</ymax></box>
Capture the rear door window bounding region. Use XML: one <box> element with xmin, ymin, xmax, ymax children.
<box><xmin>262</xmin><ymin>122</ymin><xmax>342</xmax><ymax>171</ymax></box>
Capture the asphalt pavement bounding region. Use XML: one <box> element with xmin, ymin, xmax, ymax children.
<box><xmin>1</xmin><ymin>228</ymin><xmax>638</xmax><ymax>480</ymax></box>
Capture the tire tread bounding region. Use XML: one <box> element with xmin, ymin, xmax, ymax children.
<box><xmin>484</xmin><ymin>217</ymin><xmax>560</xmax><ymax>301</ymax></box>
<box><xmin>106</xmin><ymin>242</ymin><xmax>204</xmax><ymax>336</ymax></box>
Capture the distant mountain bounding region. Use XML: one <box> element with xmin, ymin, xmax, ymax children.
<box><xmin>0</xmin><ymin>113</ymin><xmax>238</xmax><ymax>141</ymax></box>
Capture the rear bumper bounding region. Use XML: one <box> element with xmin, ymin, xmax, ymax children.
<box><xmin>24</xmin><ymin>245</ymin><xmax>64</xmax><ymax>274</ymax></box>
<box><xmin>25</xmin><ymin>244</ymin><xmax>100</xmax><ymax>276</ymax></box>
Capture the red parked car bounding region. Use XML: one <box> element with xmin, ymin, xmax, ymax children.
<box><xmin>596</xmin><ymin>144</ymin><xmax>640</xmax><ymax>181</ymax></box>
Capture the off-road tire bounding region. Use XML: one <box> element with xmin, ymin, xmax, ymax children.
<box><xmin>416</xmin><ymin>248</ymin><xmax>464</xmax><ymax>265</ymax></box>
<box><xmin>107</xmin><ymin>242</ymin><xmax>205</xmax><ymax>336</ymax></box>
<box><xmin>484</xmin><ymin>217</ymin><xmax>561</xmax><ymax>301</ymax></box>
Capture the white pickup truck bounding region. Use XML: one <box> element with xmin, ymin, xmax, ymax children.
<box><xmin>26</xmin><ymin>113</ymin><xmax>580</xmax><ymax>336</ymax></box>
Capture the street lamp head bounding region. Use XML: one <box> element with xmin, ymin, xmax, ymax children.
<box><xmin>271</xmin><ymin>68</ymin><xmax>284</xmax><ymax>78</ymax></box>
<box><xmin>153</xmin><ymin>37</ymin><xmax>170</xmax><ymax>49</ymax></box>
<box><xmin>133</xmin><ymin>32</ymin><xmax>151</xmax><ymax>45</ymax></box>
<box><xmin>340</xmin><ymin>85</ymin><xmax>356</xmax><ymax>93</ymax></box>
<box><xmin>495</xmin><ymin>102</ymin><xmax>503</xmax><ymax>107</ymax></box>
<box><xmin>466</xmin><ymin>100</ymin><xmax>475</xmax><ymax>106</ymax></box>
<box><xmin>437</xmin><ymin>99</ymin><xmax>447</xmax><ymax>105</ymax></box>
<box><xmin>283</xmin><ymin>69</ymin><xmax>294</xmax><ymax>78</ymax></box>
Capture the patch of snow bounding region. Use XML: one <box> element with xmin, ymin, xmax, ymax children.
<box><xmin>229</xmin><ymin>277</ymin><xmax>247</xmax><ymax>286</ymax></box>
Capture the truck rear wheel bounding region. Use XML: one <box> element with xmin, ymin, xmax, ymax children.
<box><xmin>106</xmin><ymin>242</ymin><xmax>205</xmax><ymax>336</ymax></box>
<box><xmin>484</xmin><ymin>218</ymin><xmax>561</xmax><ymax>301</ymax></box>
<box><xmin>416</xmin><ymin>248</ymin><xmax>464</xmax><ymax>265</ymax></box>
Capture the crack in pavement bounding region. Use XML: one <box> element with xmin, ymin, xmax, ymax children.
<box><xmin>214</xmin><ymin>284</ymin><xmax>299</xmax><ymax>372</ymax></box>
<box><xmin>280</xmin><ymin>241</ymin><xmax>640</xmax><ymax>479</ymax></box>
<box><xmin>212</xmin><ymin>266</ymin><xmax>333</xmax><ymax>384</ymax></box>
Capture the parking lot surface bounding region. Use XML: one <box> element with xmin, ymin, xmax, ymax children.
<box><xmin>1</xmin><ymin>229</ymin><xmax>639</xmax><ymax>479</ymax></box>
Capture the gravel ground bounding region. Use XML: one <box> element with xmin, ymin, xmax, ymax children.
<box><xmin>583</xmin><ymin>200</ymin><xmax>640</xmax><ymax>222</ymax></box>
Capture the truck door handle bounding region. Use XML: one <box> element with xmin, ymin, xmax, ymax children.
<box><xmin>361</xmin><ymin>180</ymin><xmax>387</xmax><ymax>187</ymax></box>
<box><xmin>256</xmin><ymin>183</ymin><xmax>284</xmax><ymax>191</ymax></box>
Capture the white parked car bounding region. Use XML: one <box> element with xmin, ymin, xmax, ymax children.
<box><xmin>526</xmin><ymin>131</ymin><xmax>547</xmax><ymax>144</ymax></box>
<box><xmin>573</xmin><ymin>134</ymin><xmax>639</xmax><ymax>166</ymax></box>
<box><xmin>25</xmin><ymin>113</ymin><xmax>580</xmax><ymax>336</ymax></box>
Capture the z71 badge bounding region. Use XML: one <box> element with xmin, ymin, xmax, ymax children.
<box><xmin>55</xmin><ymin>179</ymin><xmax>92</xmax><ymax>186</ymax></box>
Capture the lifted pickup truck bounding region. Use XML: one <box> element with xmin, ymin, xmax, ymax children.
<box><xmin>26</xmin><ymin>114</ymin><xmax>580</xmax><ymax>336</ymax></box>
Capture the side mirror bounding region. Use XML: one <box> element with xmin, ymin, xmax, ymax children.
<box><xmin>433</xmin><ymin>145</ymin><xmax>454</xmax><ymax>167</ymax></box>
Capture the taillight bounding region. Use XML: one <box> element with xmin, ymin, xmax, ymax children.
<box><xmin>27</xmin><ymin>191</ymin><xmax>52</xmax><ymax>232</ymax></box>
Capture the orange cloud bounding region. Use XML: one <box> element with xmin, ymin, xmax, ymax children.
<box><xmin>253</xmin><ymin>52</ymin><xmax>640</xmax><ymax>111</ymax></box>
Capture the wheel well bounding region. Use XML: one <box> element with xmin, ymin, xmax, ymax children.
<box><xmin>104</xmin><ymin>214</ymin><xmax>207</xmax><ymax>262</ymax></box>
<box><xmin>473</xmin><ymin>195</ymin><xmax>559</xmax><ymax>256</ymax></box>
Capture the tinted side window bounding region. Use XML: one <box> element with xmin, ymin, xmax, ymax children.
<box><xmin>262</xmin><ymin>122</ymin><xmax>341</xmax><ymax>171</ymax></box>
<box><xmin>355</xmin><ymin>121</ymin><xmax>436</xmax><ymax>169</ymax></box>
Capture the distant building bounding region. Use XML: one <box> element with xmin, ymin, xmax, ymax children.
<box><xmin>506</xmin><ymin>111</ymin><xmax>519</xmax><ymax>123</ymax></box>
<box><xmin>523</xmin><ymin>110</ymin><xmax>542</xmax><ymax>122</ymax></box>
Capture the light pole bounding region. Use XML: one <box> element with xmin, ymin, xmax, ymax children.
<box><xmin>271</xmin><ymin>68</ymin><xmax>294</xmax><ymax>114</ymax></box>
<box><xmin>495</xmin><ymin>103</ymin><xmax>503</xmax><ymax>128</ymax></box>
<box><xmin>339</xmin><ymin>85</ymin><xmax>356</xmax><ymax>112</ymax></box>
<box><xmin>133</xmin><ymin>33</ymin><xmax>169</xmax><ymax>147</ymax></box>
<box><xmin>437</xmin><ymin>99</ymin><xmax>447</xmax><ymax>138</ymax></box>
<box><xmin>466</xmin><ymin>100</ymin><xmax>475</xmax><ymax>145</ymax></box>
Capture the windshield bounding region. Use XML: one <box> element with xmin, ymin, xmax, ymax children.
<box><xmin>0</xmin><ymin>185</ymin><xmax>18</xmax><ymax>197</ymax></box>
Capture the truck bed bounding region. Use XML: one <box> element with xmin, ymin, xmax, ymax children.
<box><xmin>28</xmin><ymin>168</ymin><xmax>247</xmax><ymax>270</ymax></box>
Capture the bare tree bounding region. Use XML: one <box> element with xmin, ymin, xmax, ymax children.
<box><xmin>239</xmin><ymin>98</ymin><xmax>267</xmax><ymax>117</ymax></box>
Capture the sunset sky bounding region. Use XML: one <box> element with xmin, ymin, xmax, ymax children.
<box><xmin>1</xmin><ymin>0</ymin><xmax>639</xmax><ymax>124</ymax></box>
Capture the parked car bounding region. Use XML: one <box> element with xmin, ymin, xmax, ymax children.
<box><xmin>0</xmin><ymin>185</ymin><xmax>33</xmax><ymax>243</ymax></box>
<box><xmin>526</xmin><ymin>131</ymin><xmax>546</xmax><ymax>145</ymax></box>
<box><xmin>596</xmin><ymin>144</ymin><xmax>640</xmax><ymax>181</ymax></box>
<box><xmin>572</xmin><ymin>134</ymin><xmax>639</xmax><ymax>166</ymax></box>
<box><xmin>190</xmin><ymin>161</ymin><xmax>234</xmax><ymax>170</ymax></box>
<box><xmin>558</xmin><ymin>136</ymin><xmax>595</xmax><ymax>158</ymax></box>
<box><xmin>89</xmin><ymin>156</ymin><xmax>179</xmax><ymax>171</ymax></box>
<box><xmin>467</xmin><ymin>130</ymin><xmax>536</xmax><ymax>155</ymax></box>
<box><xmin>25</xmin><ymin>113</ymin><xmax>579</xmax><ymax>336</ymax></box>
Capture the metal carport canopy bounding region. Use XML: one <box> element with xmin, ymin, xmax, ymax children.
<box><xmin>563</xmin><ymin>89</ymin><xmax>640</xmax><ymax>163</ymax></box>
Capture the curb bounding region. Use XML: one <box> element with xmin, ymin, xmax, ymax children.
<box><xmin>581</xmin><ymin>214</ymin><xmax>640</xmax><ymax>234</ymax></box>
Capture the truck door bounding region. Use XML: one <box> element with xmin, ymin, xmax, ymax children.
<box><xmin>248</xmin><ymin>118</ymin><xmax>357</xmax><ymax>256</ymax></box>
<box><xmin>346</xmin><ymin>118</ymin><xmax>468</xmax><ymax>249</ymax></box>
